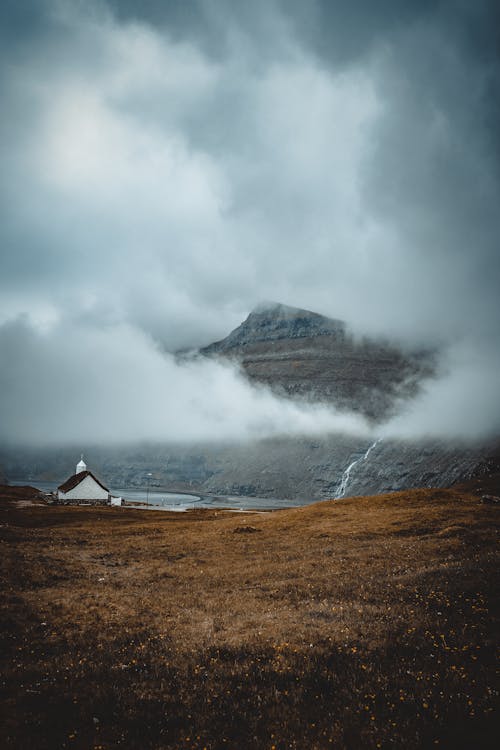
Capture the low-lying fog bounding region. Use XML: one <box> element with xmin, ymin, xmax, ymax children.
<box><xmin>0</xmin><ymin>316</ymin><xmax>498</xmax><ymax>446</ymax></box>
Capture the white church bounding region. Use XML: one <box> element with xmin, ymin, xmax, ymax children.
<box><xmin>57</xmin><ymin>457</ymin><xmax>111</xmax><ymax>504</ymax></box>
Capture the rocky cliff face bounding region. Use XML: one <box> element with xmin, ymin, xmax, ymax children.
<box><xmin>0</xmin><ymin>437</ymin><xmax>491</xmax><ymax>502</ymax></box>
<box><xmin>200</xmin><ymin>302</ymin><xmax>435</xmax><ymax>421</ymax></box>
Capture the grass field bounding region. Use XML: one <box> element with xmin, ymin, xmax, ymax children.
<box><xmin>0</xmin><ymin>483</ymin><xmax>498</xmax><ymax>749</ymax></box>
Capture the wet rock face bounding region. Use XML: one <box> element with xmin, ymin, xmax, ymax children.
<box><xmin>200</xmin><ymin>302</ymin><xmax>436</xmax><ymax>422</ymax></box>
<box><xmin>196</xmin><ymin>437</ymin><xmax>488</xmax><ymax>501</ymax></box>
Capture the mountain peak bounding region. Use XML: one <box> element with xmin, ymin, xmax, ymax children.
<box><xmin>250</xmin><ymin>301</ymin><xmax>302</xmax><ymax>316</ymax></box>
<box><xmin>201</xmin><ymin>302</ymin><xmax>345</xmax><ymax>353</ymax></box>
<box><xmin>250</xmin><ymin>301</ymin><xmax>337</xmax><ymax>322</ymax></box>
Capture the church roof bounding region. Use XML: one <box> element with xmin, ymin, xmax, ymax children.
<box><xmin>57</xmin><ymin>470</ymin><xmax>109</xmax><ymax>494</ymax></box>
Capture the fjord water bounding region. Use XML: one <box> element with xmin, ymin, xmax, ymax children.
<box><xmin>10</xmin><ymin>480</ymin><xmax>302</xmax><ymax>511</ymax></box>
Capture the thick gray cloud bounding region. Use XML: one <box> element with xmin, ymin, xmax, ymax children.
<box><xmin>0</xmin><ymin>0</ymin><xmax>499</xmax><ymax>443</ymax></box>
<box><xmin>0</xmin><ymin>316</ymin><xmax>370</xmax><ymax>444</ymax></box>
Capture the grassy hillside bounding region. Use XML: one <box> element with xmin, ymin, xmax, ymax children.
<box><xmin>0</xmin><ymin>485</ymin><xmax>498</xmax><ymax>748</ymax></box>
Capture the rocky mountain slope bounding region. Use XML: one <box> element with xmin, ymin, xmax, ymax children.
<box><xmin>0</xmin><ymin>437</ymin><xmax>494</xmax><ymax>503</ymax></box>
<box><xmin>200</xmin><ymin>302</ymin><xmax>435</xmax><ymax>421</ymax></box>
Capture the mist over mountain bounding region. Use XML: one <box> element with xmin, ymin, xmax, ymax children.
<box><xmin>200</xmin><ymin>302</ymin><xmax>436</xmax><ymax>421</ymax></box>
<box><xmin>2</xmin><ymin>301</ymin><xmax>498</xmax><ymax>502</ymax></box>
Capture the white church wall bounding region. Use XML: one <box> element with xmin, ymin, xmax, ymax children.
<box><xmin>61</xmin><ymin>475</ymin><xmax>109</xmax><ymax>501</ymax></box>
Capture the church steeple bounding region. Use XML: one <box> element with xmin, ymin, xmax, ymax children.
<box><xmin>76</xmin><ymin>455</ymin><xmax>87</xmax><ymax>475</ymax></box>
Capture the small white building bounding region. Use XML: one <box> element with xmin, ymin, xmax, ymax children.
<box><xmin>57</xmin><ymin>457</ymin><xmax>110</xmax><ymax>504</ymax></box>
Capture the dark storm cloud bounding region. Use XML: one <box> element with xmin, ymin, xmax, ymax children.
<box><xmin>0</xmin><ymin>0</ymin><xmax>499</xmax><ymax>442</ymax></box>
<box><xmin>105</xmin><ymin>0</ymin><xmax>439</xmax><ymax>64</ymax></box>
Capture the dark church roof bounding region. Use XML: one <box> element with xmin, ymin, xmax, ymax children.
<box><xmin>57</xmin><ymin>470</ymin><xmax>109</xmax><ymax>493</ymax></box>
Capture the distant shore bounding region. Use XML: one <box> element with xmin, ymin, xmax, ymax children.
<box><xmin>8</xmin><ymin>478</ymin><xmax>301</xmax><ymax>511</ymax></box>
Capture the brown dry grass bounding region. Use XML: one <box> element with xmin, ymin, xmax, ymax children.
<box><xmin>0</xmin><ymin>484</ymin><xmax>498</xmax><ymax>749</ymax></box>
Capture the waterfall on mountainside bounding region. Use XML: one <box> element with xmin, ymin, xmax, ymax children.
<box><xmin>335</xmin><ymin>439</ymin><xmax>382</xmax><ymax>498</ymax></box>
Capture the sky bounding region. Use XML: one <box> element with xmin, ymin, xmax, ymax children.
<box><xmin>0</xmin><ymin>0</ymin><xmax>499</xmax><ymax>444</ymax></box>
